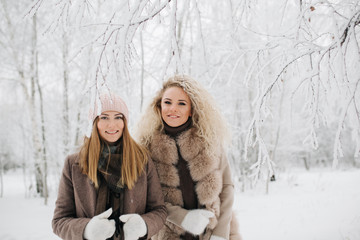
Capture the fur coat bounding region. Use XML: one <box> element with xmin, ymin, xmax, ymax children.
<box><xmin>148</xmin><ymin>127</ymin><xmax>241</xmax><ymax>240</ymax></box>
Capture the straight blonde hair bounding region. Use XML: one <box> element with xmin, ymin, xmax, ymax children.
<box><xmin>79</xmin><ymin>117</ymin><xmax>148</xmax><ymax>189</ymax></box>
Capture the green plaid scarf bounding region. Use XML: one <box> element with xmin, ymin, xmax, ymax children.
<box><xmin>98</xmin><ymin>141</ymin><xmax>124</xmax><ymax>193</ymax></box>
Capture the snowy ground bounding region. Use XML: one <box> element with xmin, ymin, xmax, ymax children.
<box><xmin>1</xmin><ymin>168</ymin><xmax>360</xmax><ymax>240</ymax></box>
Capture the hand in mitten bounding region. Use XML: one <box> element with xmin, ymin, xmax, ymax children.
<box><xmin>210</xmin><ymin>235</ymin><xmax>226</xmax><ymax>240</ymax></box>
<box><xmin>181</xmin><ymin>209</ymin><xmax>214</xmax><ymax>235</ymax></box>
<box><xmin>119</xmin><ymin>214</ymin><xmax>147</xmax><ymax>240</ymax></box>
<box><xmin>83</xmin><ymin>208</ymin><xmax>116</xmax><ymax>240</ymax></box>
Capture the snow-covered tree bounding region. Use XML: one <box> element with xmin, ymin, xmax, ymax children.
<box><xmin>1</xmin><ymin>0</ymin><xmax>359</xmax><ymax>199</ymax></box>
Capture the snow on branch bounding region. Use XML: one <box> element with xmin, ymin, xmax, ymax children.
<box><xmin>244</xmin><ymin>52</ymin><xmax>312</xmax><ymax>180</ymax></box>
<box><xmin>339</xmin><ymin>10</ymin><xmax>360</xmax><ymax>46</ymax></box>
<box><xmin>243</xmin><ymin>1</ymin><xmax>360</xmax><ymax>179</ymax></box>
<box><xmin>29</xmin><ymin>0</ymin><xmax>172</xmax><ymax>90</ymax></box>
<box><xmin>333</xmin><ymin>78</ymin><xmax>360</xmax><ymax>168</ymax></box>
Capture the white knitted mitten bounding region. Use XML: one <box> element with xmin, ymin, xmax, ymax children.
<box><xmin>181</xmin><ymin>209</ymin><xmax>214</xmax><ymax>235</ymax></box>
<box><xmin>119</xmin><ymin>214</ymin><xmax>147</xmax><ymax>240</ymax></box>
<box><xmin>83</xmin><ymin>208</ymin><xmax>116</xmax><ymax>240</ymax></box>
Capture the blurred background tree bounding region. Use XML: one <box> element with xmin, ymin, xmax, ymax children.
<box><xmin>0</xmin><ymin>0</ymin><xmax>359</xmax><ymax>200</ymax></box>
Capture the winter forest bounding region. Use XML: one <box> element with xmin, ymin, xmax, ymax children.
<box><xmin>1</xmin><ymin>0</ymin><xmax>360</xmax><ymax>239</ymax></box>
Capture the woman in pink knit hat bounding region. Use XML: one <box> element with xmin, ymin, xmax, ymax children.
<box><xmin>52</xmin><ymin>92</ymin><xmax>167</xmax><ymax>240</ymax></box>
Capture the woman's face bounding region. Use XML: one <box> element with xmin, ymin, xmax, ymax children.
<box><xmin>161</xmin><ymin>86</ymin><xmax>192</xmax><ymax>127</ymax></box>
<box><xmin>97</xmin><ymin>111</ymin><xmax>125</xmax><ymax>143</ymax></box>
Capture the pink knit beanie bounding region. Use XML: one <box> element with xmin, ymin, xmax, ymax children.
<box><xmin>89</xmin><ymin>93</ymin><xmax>129</xmax><ymax>123</ymax></box>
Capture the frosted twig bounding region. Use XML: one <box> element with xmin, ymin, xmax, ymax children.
<box><xmin>333</xmin><ymin>79</ymin><xmax>360</xmax><ymax>168</ymax></box>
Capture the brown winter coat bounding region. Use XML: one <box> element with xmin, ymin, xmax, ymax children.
<box><xmin>148</xmin><ymin>128</ymin><xmax>241</xmax><ymax>240</ymax></box>
<box><xmin>52</xmin><ymin>153</ymin><xmax>167</xmax><ymax>240</ymax></box>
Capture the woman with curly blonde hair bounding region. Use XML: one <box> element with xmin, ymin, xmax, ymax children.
<box><xmin>136</xmin><ymin>75</ymin><xmax>241</xmax><ymax>240</ymax></box>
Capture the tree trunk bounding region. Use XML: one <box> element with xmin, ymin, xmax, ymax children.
<box><xmin>0</xmin><ymin>154</ymin><xmax>3</xmax><ymax>198</ymax></box>
<box><xmin>62</xmin><ymin>30</ymin><xmax>70</xmax><ymax>155</ymax></box>
<box><xmin>30</xmin><ymin>15</ymin><xmax>43</xmax><ymax>197</ymax></box>
<box><xmin>32</xmin><ymin>15</ymin><xmax>48</xmax><ymax>203</ymax></box>
<box><xmin>37</xmin><ymin>74</ymin><xmax>49</xmax><ymax>204</ymax></box>
<box><xmin>266</xmin><ymin>169</ymin><xmax>270</xmax><ymax>195</ymax></box>
<box><xmin>303</xmin><ymin>156</ymin><xmax>310</xmax><ymax>171</ymax></box>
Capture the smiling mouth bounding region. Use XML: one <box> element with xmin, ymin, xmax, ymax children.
<box><xmin>106</xmin><ymin>130</ymin><xmax>119</xmax><ymax>134</ymax></box>
<box><xmin>168</xmin><ymin>115</ymin><xmax>179</xmax><ymax>119</ymax></box>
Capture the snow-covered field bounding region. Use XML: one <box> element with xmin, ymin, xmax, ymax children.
<box><xmin>1</xmin><ymin>168</ymin><xmax>360</xmax><ymax>240</ymax></box>
<box><xmin>236</xmin><ymin>169</ymin><xmax>360</xmax><ymax>240</ymax></box>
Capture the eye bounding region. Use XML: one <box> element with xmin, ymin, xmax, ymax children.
<box><xmin>100</xmin><ymin>116</ymin><xmax>108</xmax><ymax>120</ymax></box>
<box><xmin>115</xmin><ymin>115</ymin><xmax>124</xmax><ymax>120</ymax></box>
<box><xmin>164</xmin><ymin>100</ymin><xmax>171</xmax><ymax>105</ymax></box>
<box><xmin>179</xmin><ymin>102</ymin><xmax>186</xmax><ymax>106</ymax></box>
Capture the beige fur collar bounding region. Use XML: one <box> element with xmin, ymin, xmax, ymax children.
<box><xmin>149</xmin><ymin>128</ymin><xmax>222</xmax><ymax>206</ymax></box>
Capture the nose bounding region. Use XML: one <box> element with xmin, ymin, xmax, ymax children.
<box><xmin>107</xmin><ymin>119</ymin><xmax>116</xmax><ymax>127</ymax></box>
<box><xmin>169</xmin><ymin>104</ymin><xmax>177</xmax><ymax>112</ymax></box>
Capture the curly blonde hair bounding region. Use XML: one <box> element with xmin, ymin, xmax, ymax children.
<box><xmin>136</xmin><ymin>75</ymin><xmax>230</xmax><ymax>155</ymax></box>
